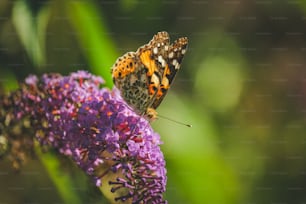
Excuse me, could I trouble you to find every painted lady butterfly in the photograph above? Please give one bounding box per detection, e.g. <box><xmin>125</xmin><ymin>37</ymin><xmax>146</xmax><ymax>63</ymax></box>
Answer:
<box><xmin>111</xmin><ymin>31</ymin><xmax>188</xmax><ymax>121</ymax></box>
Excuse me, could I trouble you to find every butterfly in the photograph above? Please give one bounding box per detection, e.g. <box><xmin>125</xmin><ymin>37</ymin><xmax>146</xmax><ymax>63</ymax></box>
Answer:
<box><xmin>111</xmin><ymin>31</ymin><xmax>188</xmax><ymax>121</ymax></box>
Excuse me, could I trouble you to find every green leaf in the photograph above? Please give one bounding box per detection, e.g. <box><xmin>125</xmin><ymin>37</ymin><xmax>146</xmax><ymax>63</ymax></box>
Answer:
<box><xmin>36</xmin><ymin>147</ymin><xmax>82</xmax><ymax>204</ymax></box>
<box><xmin>12</xmin><ymin>0</ymin><xmax>49</xmax><ymax>68</ymax></box>
<box><xmin>66</xmin><ymin>1</ymin><xmax>118</xmax><ymax>88</ymax></box>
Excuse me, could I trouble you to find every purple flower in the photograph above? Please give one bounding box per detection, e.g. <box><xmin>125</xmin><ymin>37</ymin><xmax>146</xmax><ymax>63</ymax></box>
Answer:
<box><xmin>0</xmin><ymin>71</ymin><xmax>167</xmax><ymax>204</ymax></box>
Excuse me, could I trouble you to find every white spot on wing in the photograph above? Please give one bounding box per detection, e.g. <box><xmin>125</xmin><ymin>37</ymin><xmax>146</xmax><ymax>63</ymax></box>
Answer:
<box><xmin>153</xmin><ymin>47</ymin><xmax>158</xmax><ymax>54</ymax></box>
<box><xmin>172</xmin><ymin>59</ymin><xmax>180</xmax><ymax>69</ymax></box>
<box><xmin>172</xmin><ymin>59</ymin><xmax>177</xmax><ymax>66</ymax></box>
<box><xmin>168</xmin><ymin>52</ymin><xmax>174</xmax><ymax>59</ymax></box>
<box><xmin>151</xmin><ymin>73</ymin><xmax>160</xmax><ymax>85</ymax></box>
<box><xmin>158</xmin><ymin>55</ymin><xmax>166</xmax><ymax>67</ymax></box>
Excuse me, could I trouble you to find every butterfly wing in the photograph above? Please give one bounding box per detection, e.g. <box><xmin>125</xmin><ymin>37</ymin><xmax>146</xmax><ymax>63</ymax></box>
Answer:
<box><xmin>136</xmin><ymin>32</ymin><xmax>171</xmax><ymax>110</ymax></box>
<box><xmin>151</xmin><ymin>36</ymin><xmax>188</xmax><ymax>109</ymax></box>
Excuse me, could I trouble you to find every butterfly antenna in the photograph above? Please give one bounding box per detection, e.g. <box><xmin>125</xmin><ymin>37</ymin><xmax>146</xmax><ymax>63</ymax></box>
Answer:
<box><xmin>157</xmin><ymin>114</ymin><xmax>192</xmax><ymax>127</ymax></box>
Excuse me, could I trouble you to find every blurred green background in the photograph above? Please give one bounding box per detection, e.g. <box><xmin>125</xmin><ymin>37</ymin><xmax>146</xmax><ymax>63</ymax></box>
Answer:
<box><xmin>1</xmin><ymin>0</ymin><xmax>306</xmax><ymax>203</ymax></box>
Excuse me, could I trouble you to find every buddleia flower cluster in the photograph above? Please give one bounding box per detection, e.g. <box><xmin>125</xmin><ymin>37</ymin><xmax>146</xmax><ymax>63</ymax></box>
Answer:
<box><xmin>0</xmin><ymin>71</ymin><xmax>167</xmax><ymax>204</ymax></box>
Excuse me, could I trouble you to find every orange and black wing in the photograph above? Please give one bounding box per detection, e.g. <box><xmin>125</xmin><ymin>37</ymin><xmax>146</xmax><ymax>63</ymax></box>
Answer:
<box><xmin>151</xmin><ymin>35</ymin><xmax>188</xmax><ymax>109</ymax></box>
